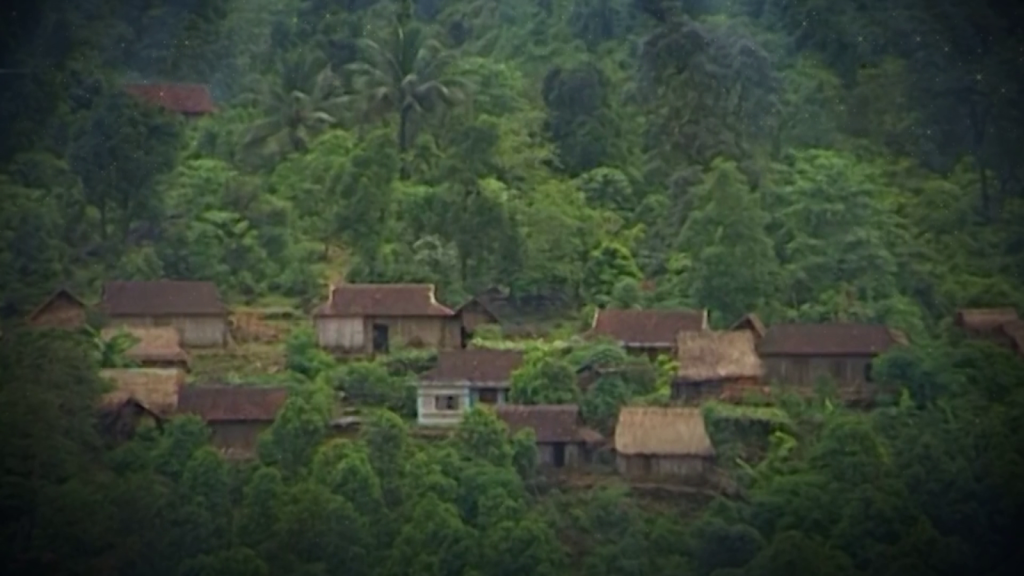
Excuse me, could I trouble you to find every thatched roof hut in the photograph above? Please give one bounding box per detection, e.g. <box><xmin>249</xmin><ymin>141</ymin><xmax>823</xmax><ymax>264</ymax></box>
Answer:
<box><xmin>98</xmin><ymin>368</ymin><xmax>184</xmax><ymax>417</ymax></box>
<box><xmin>614</xmin><ymin>407</ymin><xmax>715</xmax><ymax>457</ymax></box>
<box><xmin>101</xmin><ymin>326</ymin><xmax>190</xmax><ymax>369</ymax></box>
<box><xmin>675</xmin><ymin>330</ymin><xmax>764</xmax><ymax>384</ymax></box>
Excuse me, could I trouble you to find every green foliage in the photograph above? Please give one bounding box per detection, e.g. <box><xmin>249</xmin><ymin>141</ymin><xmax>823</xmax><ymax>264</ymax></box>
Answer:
<box><xmin>4</xmin><ymin>1</ymin><xmax>1024</xmax><ymax>575</ymax></box>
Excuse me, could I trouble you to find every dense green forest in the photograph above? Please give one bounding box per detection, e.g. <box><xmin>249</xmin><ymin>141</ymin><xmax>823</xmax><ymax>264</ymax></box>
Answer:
<box><xmin>2</xmin><ymin>0</ymin><xmax>1024</xmax><ymax>575</ymax></box>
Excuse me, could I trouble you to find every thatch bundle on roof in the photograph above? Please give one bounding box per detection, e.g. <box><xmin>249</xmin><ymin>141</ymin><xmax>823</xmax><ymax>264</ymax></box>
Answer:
<box><xmin>98</xmin><ymin>368</ymin><xmax>184</xmax><ymax>417</ymax></box>
<box><xmin>614</xmin><ymin>407</ymin><xmax>715</xmax><ymax>457</ymax></box>
<box><xmin>675</xmin><ymin>330</ymin><xmax>763</xmax><ymax>383</ymax></box>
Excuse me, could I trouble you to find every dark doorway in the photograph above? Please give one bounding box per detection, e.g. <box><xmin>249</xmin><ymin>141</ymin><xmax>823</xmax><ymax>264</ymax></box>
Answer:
<box><xmin>552</xmin><ymin>443</ymin><xmax>566</xmax><ymax>468</ymax></box>
<box><xmin>372</xmin><ymin>323</ymin><xmax>389</xmax><ymax>353</ymax></box>
<box><xmin>460</xmin><ymin>326</ymin><xmax>471</xmax><ymax>349</ymax></box>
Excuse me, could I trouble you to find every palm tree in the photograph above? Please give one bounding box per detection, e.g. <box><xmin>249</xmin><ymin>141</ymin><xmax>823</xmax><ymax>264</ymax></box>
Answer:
<box><xmin>238</xmin><ymin>52</ymin><xmax>348</xmax><ymax>162</ymax></box>
<box><xmin>346</xmin><ymin>7</ymin><xmax>469</xmax><ymax>178</ymax></box>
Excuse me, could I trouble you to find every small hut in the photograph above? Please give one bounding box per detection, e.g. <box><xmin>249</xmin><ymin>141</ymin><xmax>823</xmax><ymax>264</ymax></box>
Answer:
<box><xmin>101</xmin><ymin>326</ymin><xmax>190</xmax><ymax>371</ymax></box>
<box><xmin>729</xmin><ymin>313</ymin><xmax>766</xmax><ymax>341</ymax></box>
<box><xmin>312</xmin><ymin>283</ymin><xmax>459</xmax><ymax>354</ymax></box>
<box><xmin>954</xmin><ymin>308</ymin><xmax>1021</xmax><ymax>353</ymax></box>
<box><xmin>100</xmin><ymin>280</ymin><xmax>229</xmax><ymax>347</ymax></box>
<box><xmin>495</xmin><ymin>404</ymin><xmax>602</xmax><ymax>469</ymax></box>
<box><xmin>614</xmin><ymin>407</ymin><xmax>715</xmax><ymax>481</ymax></box>
<box><xmin>673</xmin><ymin>331</ymin><xmax>765</xmax><ymax>404</ymax></box>
<box><xmin>177</xmin><ymin>386</ymin><xmax>289</xmax><ymax>458</ymax></box>
<box><xmin>98</xmin><ymin>368</ymin><xmax>185</xmax><ymax>441</ymax></box>
<box><xmin>417</xmin><ymin>349</ymin><xmax>524</xmax><ymax>426</ymax></box>
<box><xmin>26</xmin><ymin>288</ymin><xmax>87</xmax><ymax>329</ymax></box>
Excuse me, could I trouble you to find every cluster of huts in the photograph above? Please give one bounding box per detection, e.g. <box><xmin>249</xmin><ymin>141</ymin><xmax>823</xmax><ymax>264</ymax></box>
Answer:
<box><xmin>22</xmin><ymin>279</ymin><xmax>1023</xmax><ymax>482</ymax></box>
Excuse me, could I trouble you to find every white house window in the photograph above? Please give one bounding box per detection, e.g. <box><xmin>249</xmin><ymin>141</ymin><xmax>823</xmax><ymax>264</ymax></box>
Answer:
<box><xmin>434</xmin><ymin>395</ymin><xmax>460</xmax><ymax>411</ymax></box>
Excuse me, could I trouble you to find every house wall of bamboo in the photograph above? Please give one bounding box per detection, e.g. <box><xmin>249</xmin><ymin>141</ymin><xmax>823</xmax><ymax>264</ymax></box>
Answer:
<box><xmin>615</xmin><ymin>454</ymin><xmax>711</xmax><ymax>480</ymax></box>
<box><xmin>316</xmin><ymin>316</ymin><xmax>460</xmax><ymax>353</ymax></box>
<box><xmin>108</xmin><ymin>315</ymin><xmax>227</xmax><ymax>347</ymax></box>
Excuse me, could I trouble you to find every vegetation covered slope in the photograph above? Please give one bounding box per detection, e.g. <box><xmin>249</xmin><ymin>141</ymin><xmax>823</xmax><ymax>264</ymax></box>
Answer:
<box><xmin>2</xmin><ymin>2</ymin><xmax>1024</xmax><ymax>575</ymax></box>
<box><xmin>1</xmin><ymin>0</ymin><xmax>1022</xmax><ymax>328</ymax></box>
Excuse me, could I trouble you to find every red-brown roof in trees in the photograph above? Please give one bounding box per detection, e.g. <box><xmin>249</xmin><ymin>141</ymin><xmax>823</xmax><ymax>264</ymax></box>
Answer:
<box><xmin>590</xmin><ymin>308</ymin><xmax>708</xmax><ymax>347</ymax></box>
<box><xmin>123</xmin><ymin>83</ymin><xmax>215</xmax><ymax>114</ymax></box>
<box><xmin>101</xmin><ymin>280</ymin><xmax>227</xmax><ymax>317</ymax></box>
<box><xmin>421</xmin><ymin>349</ymin><xmax>524</xmax><ymax>384</ymax></box>
<box><xmin>495</xmin><ymin>404</ymin><xmax>598</xmax><ymax>444</ymax></box>
<box><xmin>757</xmin><ymin>323</ymin><xmax>906</xmax><ymax>356</ymax></box>
<box><xmin>313</xmin><ymin>283</ymin><xmax>454</xmax><ymax>317</ymax></box>
<box><xmin>177</xmin><ymin>386</ymin><xmax>288</xmax><ymax>422</ymax></box>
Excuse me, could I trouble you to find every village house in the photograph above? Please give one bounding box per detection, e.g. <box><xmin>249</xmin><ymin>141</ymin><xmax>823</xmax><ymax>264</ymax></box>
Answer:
<box><xmin>312</xmin><ymin>283</ymin><xmax>460</xmax><ymax>354</ymax></box>
<box><xmin>453</xmin><ymin>291</ymin><xmax>503</xmax><ymax>346</ymax></box>
<box><xmin>416</xmin><ymin>348</ymin><xmax>524</xmax><ymax>426</ymax></box>
<box><xmin>757</xmin><ymin>323</ymin><xmax>907</xmax><ymax>403</ymax></box>
<box><xmin>672</xmin><ymin>330</ymin><xmax>765</xmax><ymax>404</ymax></box>
<box><xmin>101</xmin><ymin>326</ymin><xmax>191</xmax><ymax>371</ymax></box>
<box><xmin>588</xmin><ymin>308</ymin><xmax>709</xmax><ymax>359</ymax></box>
<box><xmin>954</xmin><ymin>308</ymin><xmax>1024</xmax><ymax>355</ymax></box>
<box><xmin>613</xmin><ymin>406</ymin><xmax>716</xmax><ymax>482</ymax></box>
<box><xmin>495</xmin><ymin>404</ymin><xmax>603</xmax><ymax>469</ymax></box>
<box><xmin>26</xmin><ymin>287</ymin><xmax>87</xmax><ymax>329</ymax></box>
<box><xmin>123</xmin><ymin>83</ymin><xmax>216</xmax><ymax>117</ymax></box>
<box><xmin>729</xmin><ymin>313</ymin><xmax>766</xmax><ymax>341</ymax></box>
<box><xmin>100</xmin><ymin>280</ymin><xmax>229</xmax><ymax>347</ymax></box>
<box><xmin>176</xmin><ymin>386</ymin><xmax>289</xmax><ymax>459</ymax></box>
<box><xmin>97</xmin><ymin>368</ymin><xmax>185</xmax><ymax>442</ymax></box>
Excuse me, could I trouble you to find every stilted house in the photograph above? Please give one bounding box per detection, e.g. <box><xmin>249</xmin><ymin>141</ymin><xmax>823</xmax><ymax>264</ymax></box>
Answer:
<box><xmin>176</xmin><ymin>386</ymin><xmax>289</xmax><ymax>459</ymax></box>
<box><xmin>98</xmin><ymin>368</ymin><xmax>185</xmax><ymax>441</ymax></box>
<box><xmin>101</xmin><ymin>326</ymin><xmax>191</xmax><ymax>371</ymax></box>
<box><xmin>614</xmin><ymin>407</ymin><xmax>715</xmax><ymax>482</ymax></box>
<box><xmin>124</xmin><ymin>83</ymin><xmax>216</xmax><ymax>117</ymax></box>
<box><xmin>26</xmin><ymin>287</ymin><xmax>87</xmax><ymax>329</ymax></box>
<box><xmin>312</xmin><ymin>283</ymin><xmax>459</xmax><ymax>354</ymax></box>
<box><xmin>588</xmin><ymin>308</ymin><xmax>709</xmax><ymax>359</ymax></box>
<box><xmin>495</xmin><ymin>404</ymin><xmax>603</xmax><ymax>469</ymax></box>
<box><xmin>416</xmin><ymin>349</ymin><xmax>524</xmax><ymax>426</ymax></box>
<box><xmin>954</xmin><ymin>308</ymin><xmax>1024</xmax><ymax>355</ymax></box>
<box><xmin>100</xmin><ymin>280</ymin><xmax>229</xmax><ymax>347</ymax></box>
<box><xmin>672</xmin><ymin>331</ymin><xmax>765</xmax><ymax>404</ymax></box>
<box><xmin>757</xmin><ymin>323</ymin><xmax>907</xmax><ymax>402</ymax></box>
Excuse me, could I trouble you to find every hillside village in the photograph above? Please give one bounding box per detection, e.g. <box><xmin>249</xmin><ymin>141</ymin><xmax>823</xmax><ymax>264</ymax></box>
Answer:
<box><xmin>23</xmin><ymin>278</ymin><xmax>1024</xmax><ymax>488</ymax></box>
<box><xmin>4</xmin><ymin>1</ymin><xmax>1024</xmax><ymax>575</ymax></box>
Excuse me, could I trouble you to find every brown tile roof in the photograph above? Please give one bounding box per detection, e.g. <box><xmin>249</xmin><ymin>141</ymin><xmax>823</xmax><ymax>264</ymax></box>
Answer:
<box><xmin>101</xmin><ymin>326</ymin><xmax>190</xmax><ymax>366</ymax></box>
<box><xmin>421</xmin><ymin>349</ymin><xmax>524</xmax><ymax>386</ymax></box>
<box><xmin>954</xmin><ymin>308</ymin><xmax>1019</xmax><ymax>331</ymax></box>
<box><xmin>177</xmin><ymin>386</ymin><xmax>288</xmax><ymax>422</ymax></box>
<box><xmin>124</xmin><ymin>83</ymin><xmax>215</xmax><ymax>114</ymax></box>
<box><xmin>676</xmin><ymin>330</ymin><xmax>764</xmax><ymax>383</ymax></box>
<box><xmin>590</xmin><ymin>308</ymin><xmax>708</xmax><ymax>347</ymax></box>
<box><xmin>729</xmin><ymin>313</ymin><xmax>766</xmax><ymax>338</ymax></box>
<box><xmin>614</xmin><ymin>407</ymin><xmax>714</xmax><ymax>457</ymax></box>
<box><xmin>757</xmin><ymin>323</ymin><xmax>906</xmax><ymax>356</ymax></box>
<box><xmin>101</xmin><ymin>281</ymin><xmax>227</xmax><ymax>316</ymax></box>
<box><xmin>99</xmin><ymin>368</ymin><xmax>184</xmax><ymax>417</ymax></box>
<box><xmin>313</xmin><ymin>283</ymin><xmax>454</xmax><ymax>317</ymax></box>
<box><xmin>495</xmin><ymin>404</ymin><xmax>595</xmax><ymax>444</ymax></box>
